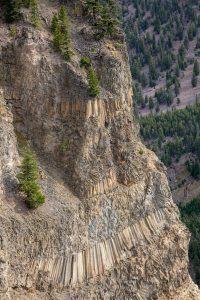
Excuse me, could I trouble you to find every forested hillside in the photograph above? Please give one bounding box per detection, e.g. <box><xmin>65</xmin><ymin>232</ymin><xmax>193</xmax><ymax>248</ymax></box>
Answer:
<box><xmin>140</xmin><ymin>102</ymin><xmax>200</xmax><ymax>167</ymax></box>
<box><xmin>122</xmin><ymin>1</ymin><xmax>200</xmax><ymax>287</ymax></box>
<box><xmin>180</xmin><ymin>196</ymin><xmax>200</xmax><ymax>286</ymax></box>
<box><xmin>122</xmin><ymin>0</ymin><xmax>200</xmax><ymax>114</ymax></box>
<box><xmin>122</xmin><ymin>0</ymin><xmax>200</xmax><ymax>202</ymax></box>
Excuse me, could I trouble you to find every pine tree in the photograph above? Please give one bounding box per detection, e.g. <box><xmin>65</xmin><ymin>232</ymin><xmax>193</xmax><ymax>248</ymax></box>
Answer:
<box><xmin>196</xmin><ymin>38</ymin><xmax>200</xmax><ymax>49</ymax></box>
<box><xmin>30</xmin><ymin>0</ymin><xmax>40</xmax><ymax>27</ymax></box>
<box><xmin>132</xmin><ymin>59</ymin><xmax>141</xmax><ymax>80</ymax></box>
<box><xmin>95</xmin><ymin>4</ymin><xmax>119</xmax><ymax>40</ymax></box>
<box><xmin>149</xmin><ymin>57</ymin><xmax>158</xmax><ymax>81</ymax></box>
<box><xmin>53</xmin><ymin>21</ymin><xmax>62</xmax><ymax>49</ymax></box>
<box><xmin>184</xmin><ymin>36</ymin><xmax>189</xmax><ymax>49</ymax></box>
<box><xmin>51</xmin><ymin>14</ymin><xmax>58</xmax><ymax>32</ymax></box>
<box><xmin>59</xmin><ymin>5</ymin><xmax>72</xmax><ymax>60</ymax></box>
<box><xmin>149</xmin><ymin>97</ymin><xmax>154</xmax><ymax>110</ymax></box>
<box><xmin>4</xmin><ymin>0</ymin><xmax>21</xmax><ymax>22</ymax></box>
<box><xmin>88</xmin><ymin>66</ymin><xmax>100</xmax><ymax>97</ymax></box>
<box><xmin>175</xmin><ymin>64</ymin><xmax>180</xmax><ymax>77</ymax></box>
<box><xmin>193</xmin><ymin>60</ymin><xmax>200</xmax><ymax>76</ymax></box>
<box><xmin>174</xmin><ymin>79</ymin><xmax>180</xmax><ymax>96</ymax></box>
<box><xmin>82</xmin><ymin>0</ymin><xmax>101</xmax><ymax>22</ymax></box>
<box><xmin>192</xmin><ymin>73</ymin><xmax>197</xmax><ymax>87</ymax></box>
<box><xmin>141</xmin><ymin>73</ymin><xmax>148</xmax><ymax>87</ymax></box>
<box><xmin>17</xmin><ymin>147</ymin><xmax>45</xmax><ymax>209</ymax></box>
<box><xmin>51</xmin><ymin>5</ymin><xmax>72</xmax><ymax>61</ymax></box>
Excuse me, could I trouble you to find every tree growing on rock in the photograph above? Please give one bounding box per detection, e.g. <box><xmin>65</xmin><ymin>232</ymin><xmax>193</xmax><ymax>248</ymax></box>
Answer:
<box><xmin>17</xmin><ymin>147</ymin><xmax>45</xmax><ymax>209</ymax></box>
<box><xmin>88</xmin><ymin>66</ymin><xmax>100</xmax><ymax>97</ymax></box>
<box><xmin>3</xmin><ymin>0</ymin><xmax>21</xmax><ymax>22</ymax></box>
<box><xmin>51</xmin><ymin>5</ymin><xmax>72</xmax><ymax>61</ymax></box>
<box><xmin>30</xmin><ymin>0</ymin><xmax>40</xmax><ymax>28</ymax></box>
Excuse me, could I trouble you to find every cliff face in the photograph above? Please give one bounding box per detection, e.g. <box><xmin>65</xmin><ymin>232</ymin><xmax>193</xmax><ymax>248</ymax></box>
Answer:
<box><xmin>0</xmin><ymin>1</ymin><xmax>199</xmax><ymax>299</ymax></box>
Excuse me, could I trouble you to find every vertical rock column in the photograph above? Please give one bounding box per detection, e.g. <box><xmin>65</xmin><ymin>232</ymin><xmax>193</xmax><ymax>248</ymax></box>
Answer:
<box><xmin>0</xmin><ymin>229</ymin><xmax>10</xmax><ymax>300</ymax></box>
<box><xmin>0</xmin><ymin>99</ymin><xmax>19</xmax><ymax>197</ymax></box>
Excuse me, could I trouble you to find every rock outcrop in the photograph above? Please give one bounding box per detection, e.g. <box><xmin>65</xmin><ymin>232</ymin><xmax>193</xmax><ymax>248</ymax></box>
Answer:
<box><xmin>0</xmin><ymin>1</ymin><xmax>199</xmax><ymax>299</ymax></box>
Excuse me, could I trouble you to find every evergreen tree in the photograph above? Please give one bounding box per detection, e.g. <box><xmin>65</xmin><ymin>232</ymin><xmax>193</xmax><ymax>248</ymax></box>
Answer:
<box><xmin>53</xmin><ymin>21</ymin><xmax>62</xmax><ymax>49</ymax></box>
<box><xmin>4</xmin><ymin>0</ymin><xmax>21</xmax><ymax>22</ymax></box>
<box><xmin>141</xmin><ymin>73</ymin><xmax>148</xmax><ymax>87</ymax></box>
<box><xmin>132</xmin><ymin>59</ymin><xmax>141</xmax><ymax>80</ymax></box>
<box><xmin>149</xmin><ymin>97</ymin><xmax>154</xmax><ymax>110</ymax></box>
<box><xmin>30</xmin><ymin>0</ymin><xmax>40</xmax><ymax>27</ymax></box>
<box><xmin>196</xmin><ymin>38</ymin><xmax>200</xmax><ymax>49</ymax></box>
<box><xmin>59</xmin><ymin>5</ymin><xmax>72</xmax><ymax>60</ymax></box>
<box><xmin>51</xmin><ymin>5</ymin><xmax>72</xmax><ymax>61</ymax></box>
<box><xmin>192</xmin><ymin>73</ymin><xmax>198</xmax><ymax>87</ymax></box>
<box><xmin>51</xmin><ymin>14</ymin><xmax>58</xmax><ymax>32</ymax></box>
<box><xmin>193</xmin><ymin>60</ymin><xmax>200</xmax><ymax>76</ymax></box>
<box><xmin>88</xmin><ymin>66</ymin><xmax>100</xmax><ymax>97</ymax></box>
<box><xmin>149</xmin><ymin>57</ymin><xmax>158</xmax><ymax>81</ymax></box>
<box><xmin>82</xmin><ymin>0</ymin><xmax>101</xmax><ymax>22</ymax></box>
<box><xmin>95</xmin><ymin>3</ymin><xmax>119</xmax><ymax>40</ymax></box>
<box><xmin>184</xmin><ymin>36</ymin><xmax>189</xmax><ymax>49</ymax></box>
<box><xmin>174</xmin><ymin>80</ymin><xmax>180</xmax><ymax>96</ymax></box>
<box><xmin>17</xmin><ymin>147</ymin><xmax>45</xmax><ymax>209</ymax></box>
<box><xmin>175</xmin><ymin>64</ymin><xmax>180</xmax><ymax>77</ymax></box>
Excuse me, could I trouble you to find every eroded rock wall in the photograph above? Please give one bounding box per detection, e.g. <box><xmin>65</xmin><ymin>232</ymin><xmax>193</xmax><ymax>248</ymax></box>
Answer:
<box><xmin>0</xmin><ymin>1</ymin><xmax>199</xmax><ymax>299</ymax></box>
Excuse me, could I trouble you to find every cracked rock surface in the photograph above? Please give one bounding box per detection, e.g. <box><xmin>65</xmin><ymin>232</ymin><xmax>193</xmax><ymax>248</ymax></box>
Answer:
<box><xmin>0</xmin><ymin>1</ymin><xmax>199</xmax><ymax>299</ymax></box>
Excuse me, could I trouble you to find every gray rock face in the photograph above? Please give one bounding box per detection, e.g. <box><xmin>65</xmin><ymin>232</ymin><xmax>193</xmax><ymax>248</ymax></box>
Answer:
<box><xmin>0</xmin><ymin>1</ymin><xmax>199</xmax><ymax>299</ymax></box>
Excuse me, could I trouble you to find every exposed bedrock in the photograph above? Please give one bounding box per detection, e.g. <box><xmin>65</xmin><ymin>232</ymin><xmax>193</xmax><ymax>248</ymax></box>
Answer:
<box><xmin>0</xmin><ymin>7</ymin><xmax>199</xmax><ymax>299</ymax></box>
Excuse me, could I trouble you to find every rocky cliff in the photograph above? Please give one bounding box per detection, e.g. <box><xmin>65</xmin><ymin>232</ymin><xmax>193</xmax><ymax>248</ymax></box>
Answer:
<box><xmin>0</xmin><ymin>1</ymin><xmax>199</xmax><ymax>299</ymax></box>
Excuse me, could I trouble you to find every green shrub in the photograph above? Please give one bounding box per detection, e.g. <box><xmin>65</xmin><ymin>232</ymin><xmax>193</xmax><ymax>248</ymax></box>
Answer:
<box><xmin>59</xmin><ymin>141</ymin><xmax>68</xmax><ymax>154</ymax></box>
<box><xmin>139</xmin><ymin>149</ymin><xmax>144</xmax><ymax>155</ymax></box>
<box><xmin>17</xmin><ymin>147</ymin><xmax>45</xmax><ymax>209</ymax></box>
<box><xmin>88</xmin><ymin>66</ymin><xmax>100</xmax><ymax>97</ymax></box>
<box><xmin>9</xmin><ymin>26</ymin><xmax>17</xmax><ymax>37</ymax></box>
<box><xmin>80</xmin><ymin>56</ymin><xmax>91</xmax><ymax>68</ymax></box>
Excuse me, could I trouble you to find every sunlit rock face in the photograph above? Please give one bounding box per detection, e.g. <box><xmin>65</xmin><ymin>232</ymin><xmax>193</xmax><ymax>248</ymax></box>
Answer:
<box><xmin>0</xmin><ymin>1</ymin><xmax>199</xmax><ymax>299</ymax></box>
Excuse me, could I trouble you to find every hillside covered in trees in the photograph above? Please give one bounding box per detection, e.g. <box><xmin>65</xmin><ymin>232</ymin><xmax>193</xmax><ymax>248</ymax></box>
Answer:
<box><xmin>139</xmin><ymin>102</ymin><xmax>200</xmax><ymax>201</ymax></box>
<box><xmin>129</xmin><ymin>1</ymin><xmax>200</xmax><ymax>283</ymax></box>
<box><xmin>180</xmin><ymin>196</ymin><xmax>200</xmax><ymax>287</ymax></box>
<box><xmin>122</xmin><ymin>0</ymin><xmax>200</xmax><ymax>114</ymax></box>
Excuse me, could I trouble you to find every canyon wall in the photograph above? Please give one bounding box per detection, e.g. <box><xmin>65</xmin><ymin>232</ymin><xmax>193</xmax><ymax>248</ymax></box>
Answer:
<box><xmin>0</xmin><ymin>1</ymin><xmax>199</xmax><ymax>299</ymax></box>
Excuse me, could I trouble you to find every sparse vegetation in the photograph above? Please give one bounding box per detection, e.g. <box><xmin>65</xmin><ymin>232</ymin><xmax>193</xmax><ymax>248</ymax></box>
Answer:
<box><xmin>122</xmin><ymin>0</ymin><xmax>200</xmax><ymax>111</ymax></box>
<box><xmin>51</xmin><ymin>5</ymin><xmax>72</xmax><ymax>61</ymax></box>
<box><xmin>139</xmin><ymin>101</ymin><xmax>200</xmax><ymax>166</ymax></box>
<box><xmin>59</xmin><ymin>141</ymin><xmax>69</xmax><ymax>154</ymax></box>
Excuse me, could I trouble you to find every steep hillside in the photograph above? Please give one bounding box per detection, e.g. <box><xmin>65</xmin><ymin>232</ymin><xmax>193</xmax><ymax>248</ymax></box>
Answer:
<box><xmin>0</xmin><ymin>1</ymin><xmax>199</xmax><ymax>299</ymax></box>
<box><xmin>122</xmin><ymin>0</ymin><xmax>200</xmax><ymax>115</ymax></box>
